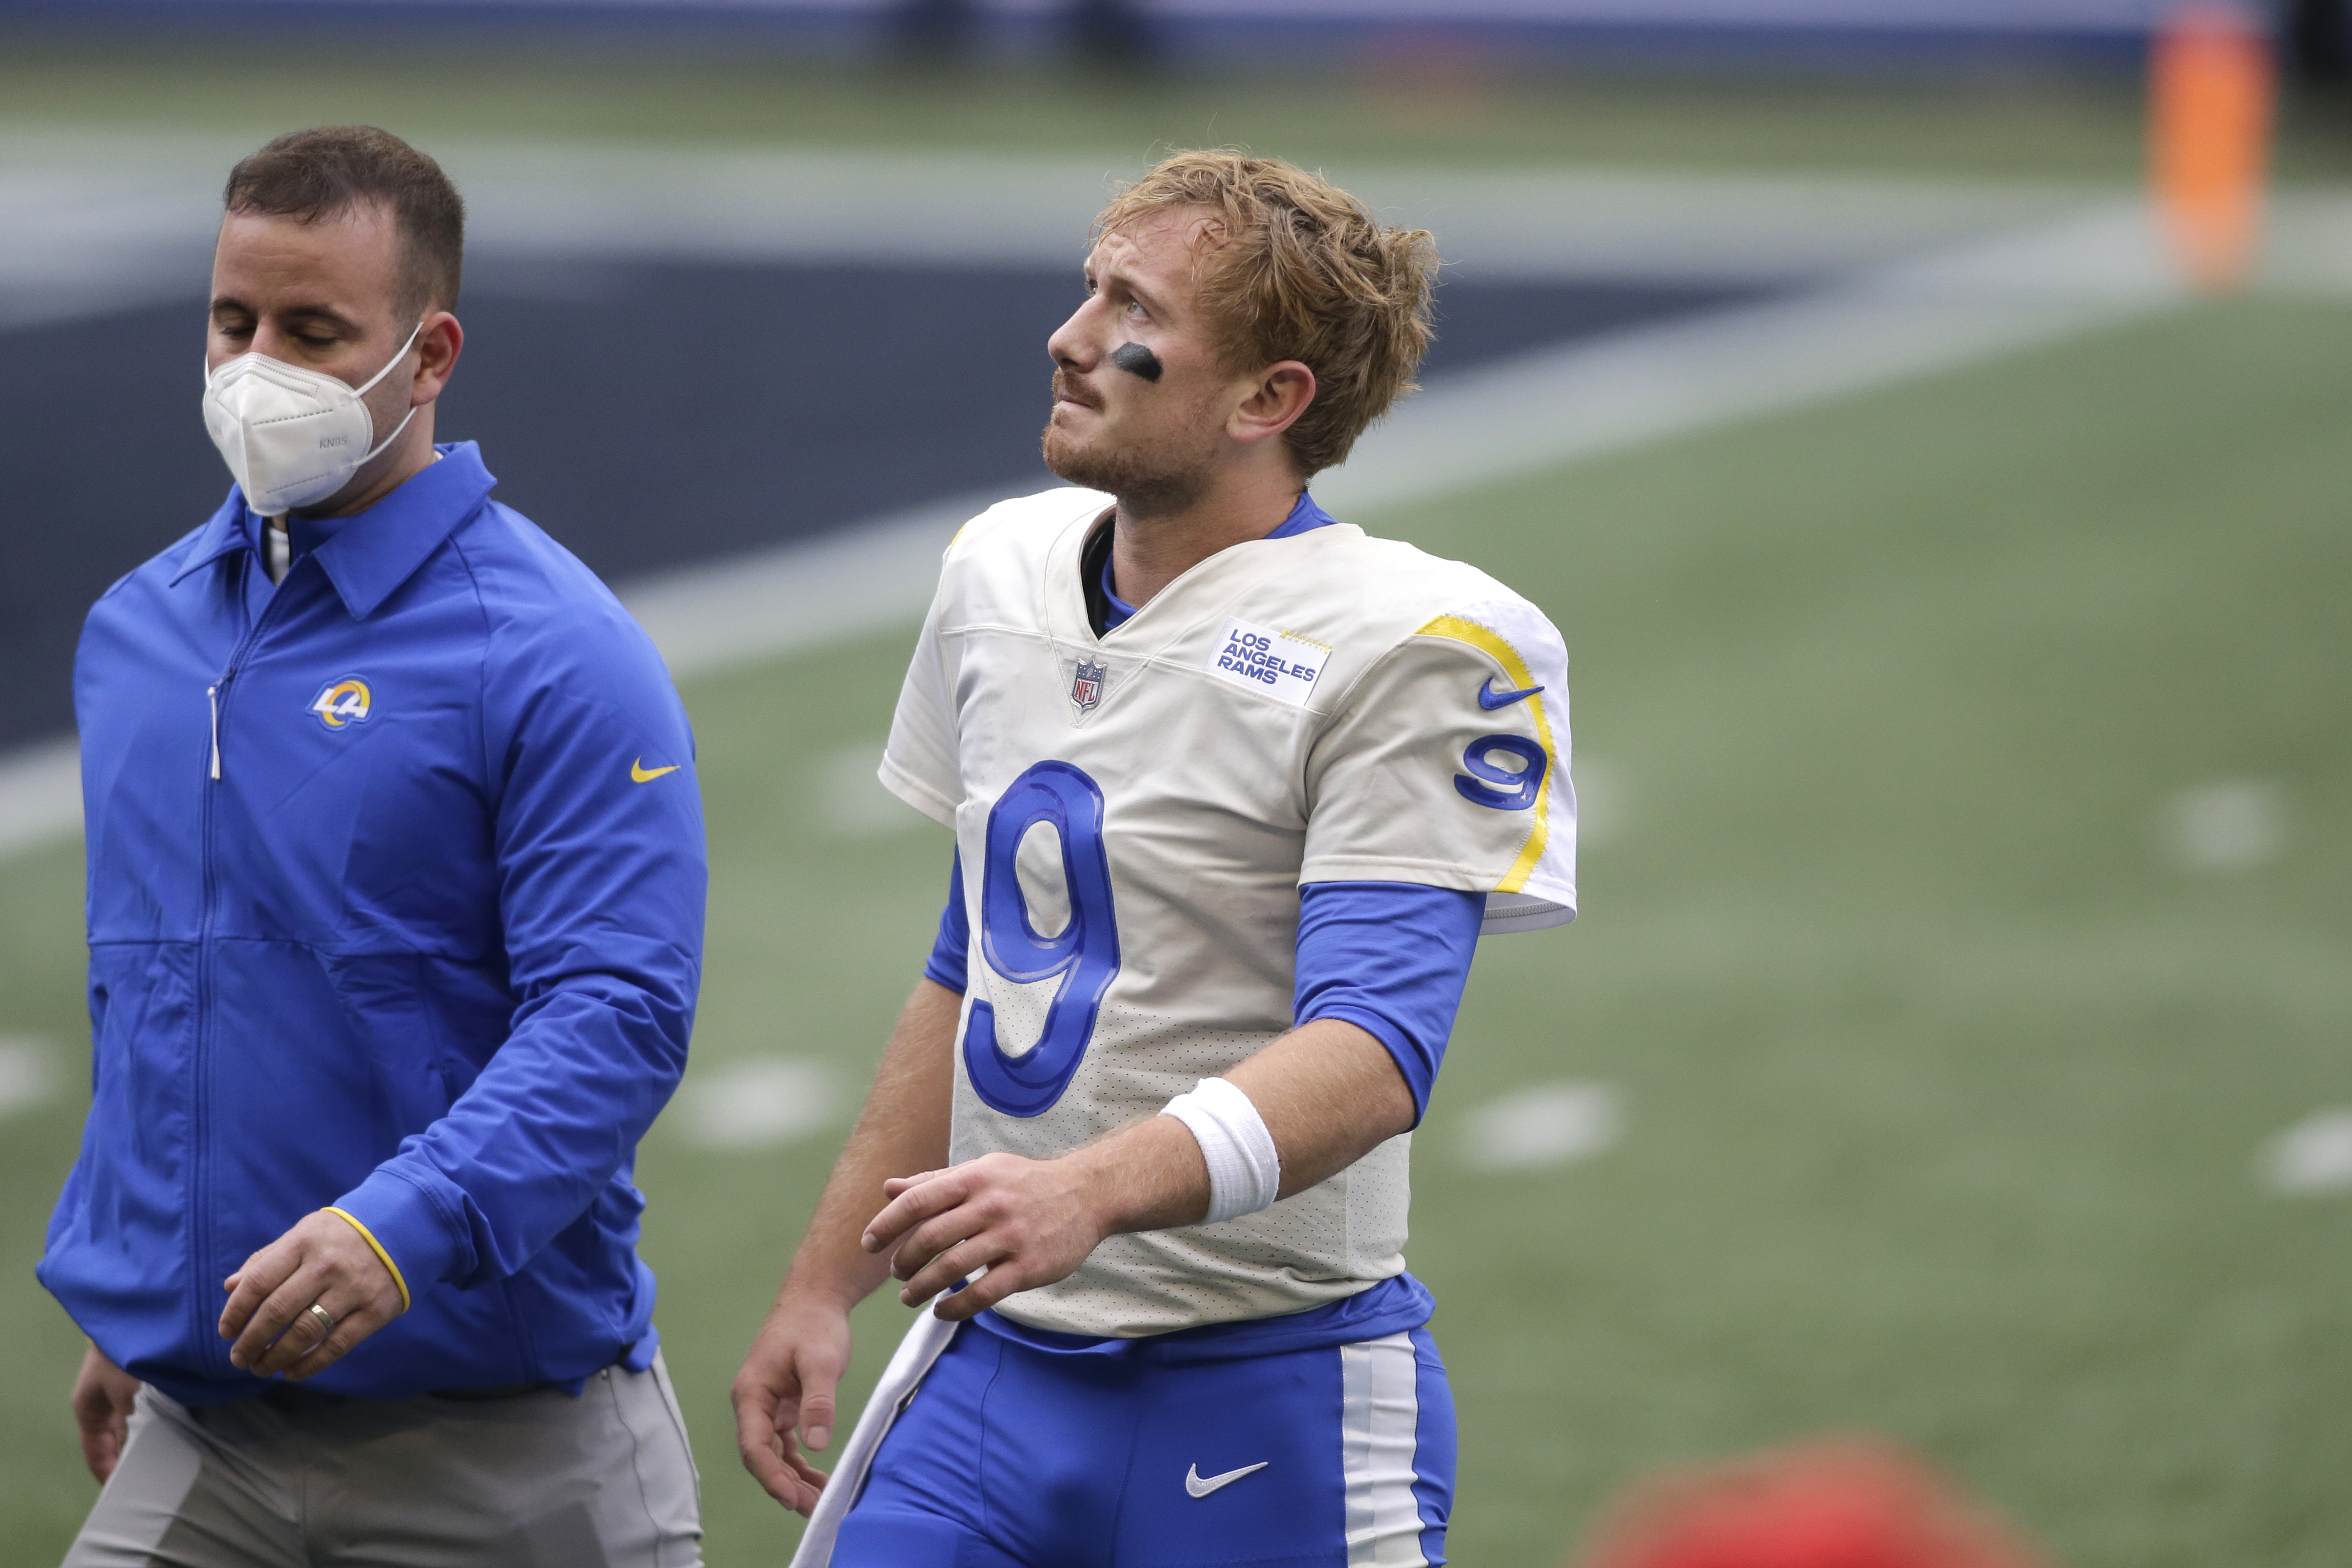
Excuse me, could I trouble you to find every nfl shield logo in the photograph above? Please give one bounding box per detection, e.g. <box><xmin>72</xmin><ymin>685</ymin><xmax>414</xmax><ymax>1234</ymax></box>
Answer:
<box><xmin>1070</xmin><ymin>659</ymin><xmax>1107</xmax><ymax>713</ymax></box>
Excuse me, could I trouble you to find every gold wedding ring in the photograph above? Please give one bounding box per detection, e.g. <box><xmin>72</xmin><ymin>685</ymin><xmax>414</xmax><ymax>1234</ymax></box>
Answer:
<box><xmin>307</xmin><ymin>1303</ymin><xmax>336</xmax><ymax>1340</ymax></box>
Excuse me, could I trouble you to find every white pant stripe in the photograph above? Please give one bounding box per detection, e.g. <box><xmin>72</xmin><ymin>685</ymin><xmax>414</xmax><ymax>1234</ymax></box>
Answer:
<box><xmin>790</xmin><ymin>1305</ymin><xmax>961</xmax><ymax>1568</ymax></box>
<box><xmin>1340</xmin><ymin>1331</ymin><xmax>1428</xmax><ymax>1567</ymax></box>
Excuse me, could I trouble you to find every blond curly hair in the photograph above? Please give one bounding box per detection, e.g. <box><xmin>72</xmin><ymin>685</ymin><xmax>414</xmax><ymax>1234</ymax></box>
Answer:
<box><xmin>1096</xmin><ymin>151</ymin><xmax>1438</xmax><ymax>478</ymax></box>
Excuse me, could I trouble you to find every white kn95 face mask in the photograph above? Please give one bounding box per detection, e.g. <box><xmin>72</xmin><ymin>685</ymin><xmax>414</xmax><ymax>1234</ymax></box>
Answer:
<box><xmin>202</xmin><ymin>321</ymin><xmax>423</xmax><ymax>515</ymax></box>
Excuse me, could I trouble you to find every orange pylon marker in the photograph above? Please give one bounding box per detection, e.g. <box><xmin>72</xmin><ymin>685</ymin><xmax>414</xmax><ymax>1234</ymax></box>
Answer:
<box><xmin>2149</xmin><ymin>1</ymin><xmax>2276</xmax><ymax>293</ymax></box>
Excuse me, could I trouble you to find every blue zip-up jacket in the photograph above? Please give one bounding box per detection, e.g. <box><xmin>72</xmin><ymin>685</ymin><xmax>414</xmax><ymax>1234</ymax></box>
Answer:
<box><xmin>40</xmin><ymin>443</ymin><xmax>706</xmax><ymax>1406</ymax></box>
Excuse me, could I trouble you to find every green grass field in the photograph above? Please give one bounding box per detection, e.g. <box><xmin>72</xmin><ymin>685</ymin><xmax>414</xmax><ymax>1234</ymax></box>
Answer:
<box><xmin>4</xmin><ymin>47</ymin><xmax>2351</xmax><ymax>1567</ymax></box>
<box><xmin>6</xmin><ymin>294</ymin><xmax>2349</xmax><ymax>1565</ymax></box>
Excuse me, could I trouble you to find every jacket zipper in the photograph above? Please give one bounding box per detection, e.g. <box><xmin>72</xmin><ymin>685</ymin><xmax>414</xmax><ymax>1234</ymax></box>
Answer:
<box><xmin>190</xmin><ymin>560</ymin><xmax>293</xmax><ymax>1373</ymax></box>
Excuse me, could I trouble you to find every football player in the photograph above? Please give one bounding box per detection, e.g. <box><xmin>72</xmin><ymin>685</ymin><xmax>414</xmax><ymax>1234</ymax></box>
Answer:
<box><xmin>734</xmin><ymin>150</ymin><xmax>1576</xmax><ymax>1567</ymax></box>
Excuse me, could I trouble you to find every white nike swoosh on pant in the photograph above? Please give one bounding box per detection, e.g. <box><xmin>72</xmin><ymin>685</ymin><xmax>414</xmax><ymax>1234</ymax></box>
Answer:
<box><xmin>1185</xmin><ymin>1461</ymin><xmax>1270</xmax><ymax>1498</ymax></box>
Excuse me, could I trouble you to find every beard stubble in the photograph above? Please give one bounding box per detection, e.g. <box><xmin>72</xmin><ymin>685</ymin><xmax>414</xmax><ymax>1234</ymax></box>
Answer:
<box><xmin>1041</xmin><ymin>367</ymin><xmax>1217</xmax><ymax>516</ymax></box>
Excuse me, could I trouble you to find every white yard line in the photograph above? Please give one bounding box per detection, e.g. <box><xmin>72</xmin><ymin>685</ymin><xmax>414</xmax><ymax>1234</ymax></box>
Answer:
<box><xmin>3</xmin><ymin>128</ymin><xmax>2339</xmax><ymax>306</ymax></box>
<box><xmin>618</xmin><ymin>485</ymin><xmax>1016</xmax><ymax>679</ymax></box>
<box><xmin>0</xmin><ymin>128</ymin><xmax>2090</xmax><ymax>305</ymax></box>
<box><xmin>448</xmin><ymin>149</ymin><xmax>2087</xmax><ymax>284</ymax></box>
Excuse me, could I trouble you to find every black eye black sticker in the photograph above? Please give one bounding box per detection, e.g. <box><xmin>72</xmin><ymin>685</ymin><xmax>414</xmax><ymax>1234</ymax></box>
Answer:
<box><xmin>1108</xmin><ymin>342</ymin><xmax>1164</xmax><ymax>383</ymax></box>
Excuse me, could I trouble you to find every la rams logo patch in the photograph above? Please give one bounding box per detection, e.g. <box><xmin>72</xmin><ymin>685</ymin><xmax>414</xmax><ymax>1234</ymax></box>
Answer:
<box><xmin>308</xmin><ymin>676</ymin><xmax>373</xmax><ymax>730</ymax></box>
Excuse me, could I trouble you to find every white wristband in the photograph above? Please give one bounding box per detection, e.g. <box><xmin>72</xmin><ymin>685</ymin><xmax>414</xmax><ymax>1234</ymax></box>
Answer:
<box><xmin>1161</xmin><ymin>1077</ymin><xmax>1283</xmax><ymax>1225</ymax></box>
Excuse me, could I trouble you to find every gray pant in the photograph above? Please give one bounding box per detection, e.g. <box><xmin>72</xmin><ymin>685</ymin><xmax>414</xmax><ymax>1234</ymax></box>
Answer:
<box><xmin>63</xmin><ymin>1357</ymin><xmax>703</xmax><ymax>1568</ymax></box>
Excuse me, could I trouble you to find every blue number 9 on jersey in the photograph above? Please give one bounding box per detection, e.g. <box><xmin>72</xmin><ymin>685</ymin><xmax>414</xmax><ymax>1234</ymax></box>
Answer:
<box><xmin>1454</xmin><ymin>733</ymin><xmax>1547</xmax><ymax>811</ymax></box>
<box><xmin>963</xmin><ymin>760</ymin><xmax>1122</xmax><ymax>1117</ymax></box>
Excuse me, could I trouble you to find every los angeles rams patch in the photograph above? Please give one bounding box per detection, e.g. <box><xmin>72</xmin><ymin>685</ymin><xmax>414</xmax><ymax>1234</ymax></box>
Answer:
<box><xmin>1206</xmin><ymin>618</ymin><xmax>1328</xmax><ymax>707</ymax></box>
<box><xmin>308</xmin><ymin>676</ymin><xmax>373</xmax><ymax>730</ymax></box>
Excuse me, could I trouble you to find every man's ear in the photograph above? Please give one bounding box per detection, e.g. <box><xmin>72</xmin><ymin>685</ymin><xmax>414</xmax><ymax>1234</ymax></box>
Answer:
<box><xmin>411</xmin><ymin>311</ymin><xmax>464</xmax><ymax>406</ymax></box>
<box><xmin>1229</xmin><ymin>361</ymin><xmax>1316</xmax><ymax>448</ymax></box>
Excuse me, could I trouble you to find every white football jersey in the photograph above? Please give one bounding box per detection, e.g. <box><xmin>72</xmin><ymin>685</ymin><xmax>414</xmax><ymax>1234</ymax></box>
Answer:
<box><xmin>879</xmin><ymin>486</ymin><xmax>1575</xmax><ymax>1337</ymax></box>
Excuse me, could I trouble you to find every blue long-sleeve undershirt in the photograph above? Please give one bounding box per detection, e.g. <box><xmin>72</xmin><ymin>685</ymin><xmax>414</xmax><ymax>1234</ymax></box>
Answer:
<box><xmin>924</xmin><ymin>851</ymin><xmax>1480</xmax><ymax>1122</ymax></box>
<box><xmin>921</xmin><ymin>849</ymin><xmax>974</xmax><ymax>995</ymax></box>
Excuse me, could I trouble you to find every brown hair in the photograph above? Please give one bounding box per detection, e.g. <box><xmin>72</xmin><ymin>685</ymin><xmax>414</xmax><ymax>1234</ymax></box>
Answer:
<box><xmin>1096</xmin><ymin>151</ymin><xmax>1437</xmax><ymax>477</ymax></box>
<box><xmin>224</xmin><ymin>126</ymin><xmax>466</xmax><ymax>316</ymax></box>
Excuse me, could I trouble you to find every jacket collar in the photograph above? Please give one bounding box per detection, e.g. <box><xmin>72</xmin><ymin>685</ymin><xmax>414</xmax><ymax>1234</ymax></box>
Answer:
<box><xmin>168</xmin><ymin>493</ymin><xmax>259</xmax><ymax>585</ymax></box>
<box><xmin>167</xmin><ymin>442</ymin><xmax>498</xmax><ymax>619</ymax></box>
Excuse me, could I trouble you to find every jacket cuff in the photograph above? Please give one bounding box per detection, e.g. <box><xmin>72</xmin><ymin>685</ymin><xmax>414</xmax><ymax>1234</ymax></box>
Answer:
<box><xmin>331</xmin><ymin>1168</ymin><xmax>465</xmax><ymax>1306</ymax></box>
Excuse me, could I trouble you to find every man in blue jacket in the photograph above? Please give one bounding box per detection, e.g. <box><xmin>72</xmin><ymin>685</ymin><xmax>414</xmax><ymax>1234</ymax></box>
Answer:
<box><xmin>43</xmin><ymin>126</ymin><xmax>707</xmax><ymax>1565</ymax></box>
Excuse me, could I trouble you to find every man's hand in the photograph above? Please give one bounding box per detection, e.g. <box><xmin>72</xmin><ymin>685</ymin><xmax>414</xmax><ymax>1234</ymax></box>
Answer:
<box><xmin>863</xmin><ymin>1119</ymin><xmax>1207</xmax><ymax>1322</ymax></box>
<box><xmin>218</xmin><ymin>1210</ymin><xmax>404</xmax><ymax>1380</ymax></box>
<box><xmin>732</xmin><ymin>1289</ymin><xmax>853</xmax><ymax>1515</ymax></box>
<box><xmin>70</xmin><ymin>1344</ymin><xmax>140</xmax><ymax>1484</ymax></box>
<box><xmin>864</xmin><ymin>1152</ymin><xmax>1115</xmax><ymax>1320</ymax></box>
<box><xmin>729</xmin><ymin>977</ymin><xmax>959</xmax><ymax>1516</ymax></box>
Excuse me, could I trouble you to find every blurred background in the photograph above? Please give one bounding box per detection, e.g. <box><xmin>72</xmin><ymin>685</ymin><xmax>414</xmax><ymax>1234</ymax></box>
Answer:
<box><xmin>2</xmin><ymin>2</ymin><xmax>2349</xmax><ymax>1564</ymax></box>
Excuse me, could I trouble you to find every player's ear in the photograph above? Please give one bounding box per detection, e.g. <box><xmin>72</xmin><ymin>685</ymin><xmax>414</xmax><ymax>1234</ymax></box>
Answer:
<box><xmin>1229</xmin><ymin>361</ymin><xmax>1315</xmax><ymax>447</ymax></box>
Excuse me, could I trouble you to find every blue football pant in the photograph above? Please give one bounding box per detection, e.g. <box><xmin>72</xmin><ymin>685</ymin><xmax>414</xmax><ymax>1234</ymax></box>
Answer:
<box><xmin>833</xmin><ymin>1321</ymin><xmax>1452</xmax><ymax>1567</ymax></box>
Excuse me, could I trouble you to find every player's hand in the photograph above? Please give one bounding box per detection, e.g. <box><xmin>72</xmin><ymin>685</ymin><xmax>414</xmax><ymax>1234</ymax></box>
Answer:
<box><xmin>70</xmin><ymin>1342</ymin><xmax>141</xmax><ymax>1484</ymax></box>
<box><xmin>864</xmin><ymin>1150</ymin><xmax>1114</xmax><ymax>1321</ymax></box>
<box><xmin>732</xmin><ymin>1288</ymin><xmax>849</xmax><ymax>1515</ymax></box>
<box><xmin>218</xmin><ymin>1210</ymin><xmax>403</xmax><ymax>1380</ymax></box>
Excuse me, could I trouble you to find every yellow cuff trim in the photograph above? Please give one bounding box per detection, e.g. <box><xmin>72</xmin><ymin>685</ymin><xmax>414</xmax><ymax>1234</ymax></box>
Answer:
<box><xmin>324</xmin><ymin>1207</ymin><xmax>411</xmax><ymax>1314</ymax></box>
<box><xmin>1415</xmin><ymin>614</ymin><xmax>1560</xmax><ymax>896</ymax></box>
